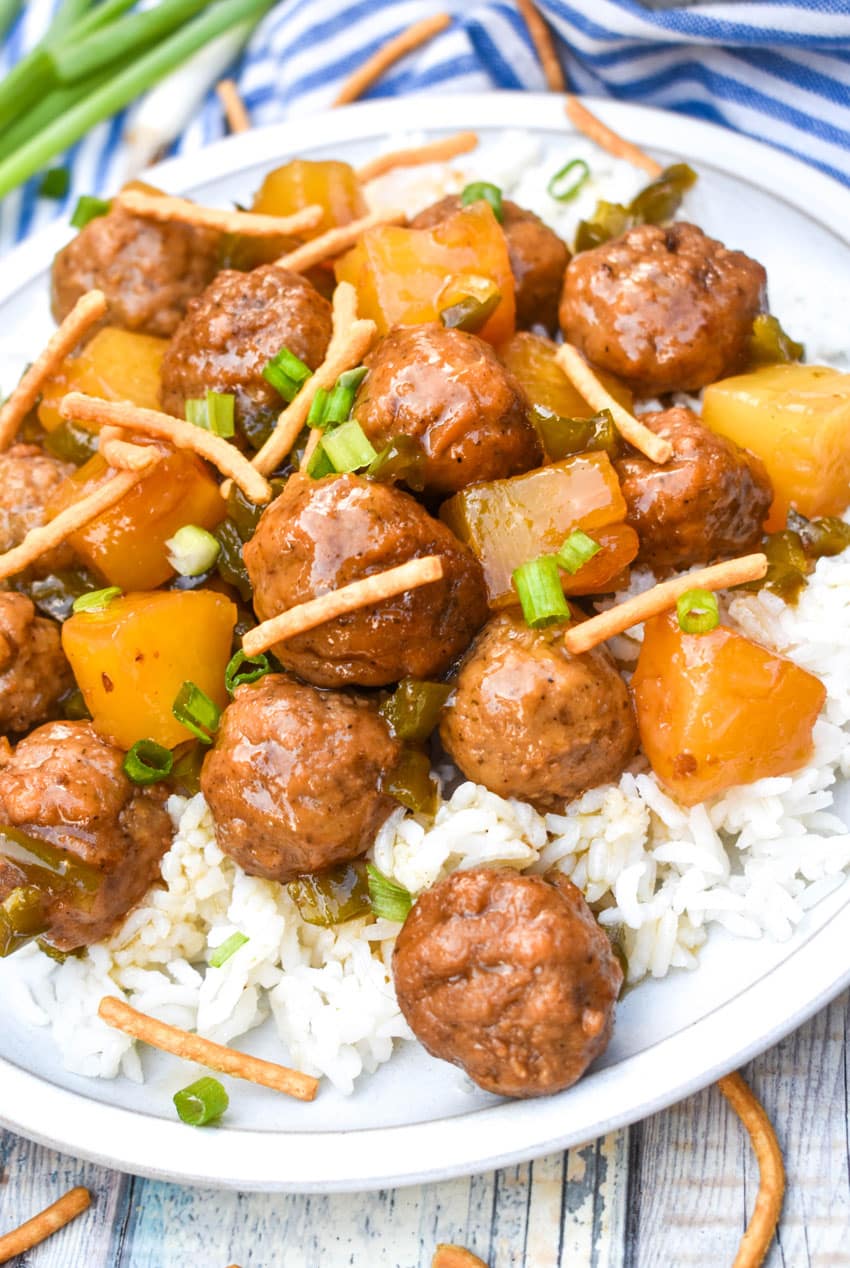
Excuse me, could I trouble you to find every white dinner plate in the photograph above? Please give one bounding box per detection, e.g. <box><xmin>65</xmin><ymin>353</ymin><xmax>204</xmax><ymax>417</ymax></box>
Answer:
<box><xmin>0</xmin><ymin>92</ymin><xmax>849</xmax><ymax>1193</ymax></box>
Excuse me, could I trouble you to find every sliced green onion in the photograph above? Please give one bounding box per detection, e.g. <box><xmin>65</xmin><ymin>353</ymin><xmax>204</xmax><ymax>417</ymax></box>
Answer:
<box><xmin>70</xmin><ymin>193</ymin><xmax>110</xmax><ymax>228</ymax></box>
<box><xmin>547</xmin><ymin>158</ymin><xmax>590</xmax><ymax>203</ymax></box>
<box><xmin>123</xmin><ymin>739</ymin><xmax>174</xmax><ymax>786</ymax></box>
<box><xmin>307</xmin><ymin>386</ymin><xmax>330</xmax><ymax>428</ymax></box>
<box><xmin>165</xmin><ymin>525</ymin><xmax>221</xmax><ymax>577</ymax></box>
<box><xmin>71</xmin><ymin>585</ymin><xmax>122</xmax><ymax>614</ymax></box>
<box><xmin>305</xmin><ymin>442</ymin><xmax>335</xmax><ymax>480</ymax></box>
<box><xmin>321</xmin><ymin>420</ymin><xmax>377</xmax><ymax>473</ymax></box>
<box><xmin>173</xmin><ymin>1076</ymin><xmax>229</xmax><ymax>1127</ymax></box>
<box><xmin>185</xmin><ymin>390</ymin><xmax>235</xmax><ymax>438</ymax></box>
<box><xmin>676</xmin><ymin>588</ymin><xmax>720</xmax><ymax>635</ymax></box>
<box><xmin>459</xmin><ymin>181</ymin><xmax>503</xmax><ymax>223</ymax></box>
<box><xmin>39</xmin><ymin>166</ymin><xmax>69</xmax><ymax>199</ymax></box>
<box><xmin>172</xmin><ymin>681</ymin><xmax>221</xmax><ymax>745</ymax></box>
<box><xmin>556</xmin><ymin>529</ymin><xmax>601</xmax><ymax>576</ymax></box>
<box><xmin>224</xmin><ymin>649</ymin><xmax>271</xmax><ymax>694</ymax></box>
<box><xmin>512</xmin><ymin>556</ymin><xmax>570</xmax><ymax>628</ymax></box>
<box><xmin>209</xmin><ymin>931</ymin><xmax>248</xmax><ymax>968</ymax></box>
<box><xmin>366</xmin><ymin>864</ymin><xmax>413</xmax><ymax>923</ymax></box>
<box><xmin>262</xmin><ymin>346</ymin><xmax>312</xmax><ymax>402</ymax></box>
<box><xmin>323</xmin><ymin>366</ymin><xmax>368</xmax><ymax>426</ymax></box>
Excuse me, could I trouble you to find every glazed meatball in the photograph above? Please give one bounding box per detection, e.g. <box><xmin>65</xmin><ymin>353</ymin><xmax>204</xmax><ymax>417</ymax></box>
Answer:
<box><xmin>441</xmin><ymin>609</ymin><xmax>638</xmax><ymax>812</ymax></box>
<box><xmin>615</xmin><ymin>406</ymin><xmax>773</xmax><ymax>568</ymax></box>
<box><xmin>201</xmin><ymin>674</ymin><xmax>401</xmax><ymax>881</ymax></box>
<box><xmin>0</xmin><ymin>722</ymin><xmax>171</xmax><ymax>951</ymax></box>
<box><xmin>559</xmin><ymin>222</ymin><xmax>766</xmax><ymax>395</ymax></box>
<box><xmin>354</xmin><ymin>324</ymin><xmax>542</xmax><ymax>496</ymax></box>
<box><xmin>0</xmin><ymin>594</ymin><xmax>73</xmax><ymax>734</ymax></box>
<box><xmin>393</xmin><ymin>868</ymin><xmax>622</xmax><ymax>1098</ymax></box>
<box><xmin>160</xmin><ymin>264</ymin><xmax>332</xmax><ymax>448</ymax></box>
<box><xmin>51</xmin><ymin>205</ymin><xmax>221</xmax><ymax>338</ymax></box>
<box><xmin>411</xmin><ymin>196</ymin><xmax>569</xmax><ymax>331</ymax></box>
<box><xmin>0</xmin><ymin>444</ymin><xmax>74</xmax><ymax>574</ymax></box>
<box><xmin>243</xmin><ymin>473</ymin><xmax>489</xmax><ymax>687</ymax></box>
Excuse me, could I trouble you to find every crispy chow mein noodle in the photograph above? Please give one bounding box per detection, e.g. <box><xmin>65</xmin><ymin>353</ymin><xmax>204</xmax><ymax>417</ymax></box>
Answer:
<box><xmin>565</xmin><ymin>96</ymin><xmax>663</xmax><ymax>177</ymax></box>
<box><xmin>332</xmin><ymin>13</ymin><xmax>452</xmax><ymax>107</ymax></box>
<box><xmin>0</xmin><ymin>1187</ymin><xmax>91</xmax><ymax>1263</ymax></box>
<box><xmin>719</xmin><ymin>1072</ymin><xmax>786</xmax><ymax>1268</ymax></box>
<box><xmin>113</xmin><ymin>189</ymin><xmax>323</xmax><ymax>238</ymax></box>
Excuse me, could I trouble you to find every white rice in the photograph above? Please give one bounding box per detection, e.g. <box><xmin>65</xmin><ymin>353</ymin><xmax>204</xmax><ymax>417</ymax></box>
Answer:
<box><xmin>11</xmin><ymin>132</ymin><xmax>850</xmax><ymax>1090</ymax></box>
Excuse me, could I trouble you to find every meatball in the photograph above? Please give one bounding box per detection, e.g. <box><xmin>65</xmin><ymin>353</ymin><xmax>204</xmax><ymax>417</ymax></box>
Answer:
<box><xmin>393</xmin><ymin>867</ymin><xmax>622</xmax><ymax>1098</ymax></box>
<box><xmin>615</xmin><ymin>406</ymin><xmax>773</xmax><ymax>568</ymax></box>
<box><xmin>201</xmin><ymin>674</ymin><xmax>401</xmax><ymax>881</ymax></box>
<box><xmin>0</xmin><ymin>722</ymin><xmax>171</xmax><ymax>951</ymax></box>
<box><xmin>440</xmin><ymin>609</ymin><xmax>638</xmax><ymax>812</ymax></box>
<box><xmin>51</xmin><ymin>205</ymin><xmax>221</xmax><ymax>339</ymax></box>
<box><xmin>0</xmin><ymin>444</ymin><xmax>74</xmax><ymax>574</ymax></box>
<box><xmin>411</xmin><ymin>196</ymin><xmax>569</xmax><ymax>331</ymax></box>
<box><xmin>160</xmin><ymin>264</ymin><xmax>332</xmax><ymax>448</ymax></box>
<box><xmin>0</xmin><ymin>594</ymin><xmax>72</xmax><ymax>734</ymax></box>
<box><xmin>559</xmin><ymin>222</ymin><xmax>766</xmax><ymax>395</ymax></box>
<box><xmin>354</xmin><ymin>324</ymin><xmax>542</xmax><ymax>496</ymax></box>
<box><xmin>243</xmin><ymin>473</ymin><xmax>489</xmax><ymax>687</ymax></box>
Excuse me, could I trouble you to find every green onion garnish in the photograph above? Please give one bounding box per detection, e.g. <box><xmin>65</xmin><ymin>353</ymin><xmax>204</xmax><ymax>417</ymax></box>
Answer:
<box><xmin>321</xmin><ymin>420</ymin><xmax>377</xmax><ymax>473</ymax></box>
<box><xmin>224</xmin><ymin>649</ymin><xmax>271</xmax><ymax>695</ymax></box>
<box><xmin>262</xmin><ymin>346</ymin><xmax>312</xmax><ymax>402</ymax></box>
<box><xmin>71</xmin><ymin>586</ymin><xmax>122</xmax><ymax>614</ymax></box>
<box><xmin>123</xmin><ymin>739</ymin><xmax>174</xmax><ymax>786</ymax></box>
<box><xmin>184</xmin><ymin>390</ymin><xmax>235</xmax><ymax>438</ymax></box>
<box><xmin>512</xmin><ymin>556</ymin><xmax>571</xmax><ymax>628</ymax></box>
<box><xmin>324</xmin><ymin>365</ymin><xmax>368</xmax><ymax>426</ymax></box>
<box><xmin>173</xmin><ymin>1076</ymin><xmax>229</xmax><ymax>1127</ymax></box>
<box><xmin>547</xmin><ymin>158</ymin><xmax>591</xmax><ymax>203</ymax></box>
<box><xmin>70</xmin><ymin>193</ymin><xmax>111</xmax><ymax>228</ymax></box>
<box><xmin>459</xmin><ymin>181</ymin><xmax>503</xmax><ymax>223</ymax></box>
<box><xmin>307</xmin><ymin>386</ymin><xmax>330</xmax><ymax>428</ymax></box>
<box><xmin>39</xmin><ymin>167</ymin><xmax>70</xmax><ymax>199</ymax></box>
<box><xmin>165</xmin><ymin>524</ymin><xmax>221</xmax><ymax>577</ymax></box>
<box><xmin>172</xmin><ymin>681</ymin><xmax>221</xmax><ymax>745</ymax></box>
<box><xmin>305</xmin><ymin>442</ymin><xmax>335</xmax><ymax>480</ymax></box>
<box><xmin>366</xmin><ymin>864</ymin><xmax>413</xmax><ymax>923</ymax></box>
<box><xmin>209</xmin><ymin>932</ymin><xmax>248</xmax><ymax>968</ymax></box>
<box><xmin>676</xmin><ymin>588</ymin><xmax>720</xmax><ymax>635</ymax></box>
<box><xmin>556</xmin><ymin>529</ymin><xmax>601</xmax><ymax>575</ymax></box>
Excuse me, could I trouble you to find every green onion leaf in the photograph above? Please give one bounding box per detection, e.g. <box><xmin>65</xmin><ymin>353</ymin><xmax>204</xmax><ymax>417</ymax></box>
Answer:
<box><xmin>39</xmin><ymin>166</ymin><xmax>69</xmax><ymax>199</ymax></box>
<box><xmin>262</xmin><ymin>346</ymin><xmax>312</xmax><ymax>402</ymax></box>
<box><xmin>548</xmin><ymin>158</ymin><xmax>591</xmax><ymax>203</ymax></box>
<box><xmin>307</xmin><ymin>386</ymin><xmax>330</xmax><ymax>428</ymax></box>
<box><xmin>70</xmin><ymin>193</ymin><xmax>110</xmax><ymax>228</ymax></box>
<box><xmin>123</xmin><ymin>739</ymin><xmax>173</xmax><ymax>786</ymax></box>
<box><xmin>224</xmin><ymin>649</ymin><xmax>271</xmax><ymax>695</ymax></box>
<box><xmin>185</xmin><ymin>391</ymin><xmax>235</xmax><ymax>438</ymax></box>
<box><xmin>556</xmin><ymin>529</ymin><xmax>601</xmax><ymax>576</ymax></box>
<box><xmin>321</xmin><ymin>420</ymin><xmax>377</xmax><ymax>473</ymax></box>
<box><xmin>459</xmin><ymin>181</ymin><xmax>503</xmax><ymax>223</ymax></box>
<box><xmin>512</xmin><ymin>556</ymin><xmax>570</xmax><ymax>628</ymax></box>
<box><xmin>173</xmin><ymin>1076</ymin><xmax>229</xmax><ymax>1127</ymax></box>
<box><xmin>366</xmin><ymin>864</ymin><xmax>413</xmax><ymax>923</ymax></box>
<box><xmin>71</xmin><ymin>585</ymin><xmax>122</xmax><ymax>614</ymax></box>
<box><xmin>676</xmin><ymin>588</ymin><xmax>720</xmax><ymax>635</ymax></box>
<box><xmin>305</xmin><ymin>442</ymin><xmax>335</xmax><ymax>480</ymax></box>
<box><xmin>209</xmin><ymin>931</ymin><xmax>248</xmax><ymax>968</ymax></box>
<box><xmin>165</xmin><ymin>525</ymin><xmax>221</xmax><ymax>577</ymax></box>
<box><xmin>172</xmin><ymin>681</ymin><xmax>221</xmax><ymax>745</ymax></box>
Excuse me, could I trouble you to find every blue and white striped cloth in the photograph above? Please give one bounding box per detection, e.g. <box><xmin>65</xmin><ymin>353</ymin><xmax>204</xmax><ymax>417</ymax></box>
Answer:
<box><xmin>2</xmin><ymin>0</ymin><xmax>850</xmax><ymax>253</ymax></box>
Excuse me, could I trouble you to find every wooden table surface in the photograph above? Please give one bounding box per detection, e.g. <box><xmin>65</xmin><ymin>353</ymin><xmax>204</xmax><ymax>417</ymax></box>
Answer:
<box><xmin>1</xmin><ymin>989</ymin><xmax>847</xmax><ymax>1267</ymax></box>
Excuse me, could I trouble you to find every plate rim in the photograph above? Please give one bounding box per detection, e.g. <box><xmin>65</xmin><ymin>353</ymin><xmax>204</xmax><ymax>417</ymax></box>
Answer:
<box><xmin>1</xmin><ymin>89</ymin><xmax>849</xmax><ymax>1192</ymax></box>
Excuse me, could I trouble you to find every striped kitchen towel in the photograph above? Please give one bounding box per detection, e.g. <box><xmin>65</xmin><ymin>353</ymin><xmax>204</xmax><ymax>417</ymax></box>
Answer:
<box><xmin>2</xmin><ymin>0</ymin><xmax>849</xmax><ymax>252</ymax></box>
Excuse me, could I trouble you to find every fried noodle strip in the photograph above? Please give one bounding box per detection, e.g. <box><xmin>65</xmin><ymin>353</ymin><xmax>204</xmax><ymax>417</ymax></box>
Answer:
<box><xmin>60</xmin><ymin>393</ymin><xmax>270</xmax><ymax>504</ymax></box>
<box><xmin>432</xmin><ymin>1245</ymin><xmax>489</xmax><ymax>1268</ymax></box>
<box><xmin>565</xmin><ymin>96</ymin><xmax>662</xmax><ymax>177</ymax></box>
<box><xmin>275</xmin><ymin>207</ymin><xmax>407</xmax><ymax>274</ymax></box>
<box><xmin>251</xmin><ymin>280</ymin><xmax>377</xmax><ymax>477</ymax></box>
<box><xmin>562</xmin><ymin>553</ymin><xmax>768</xmax><ymax>655</ymax></box>
<box><xmin>0</xmin><ymin>463</ymin><xmax>160</xmax><ymax>582</ymax></box>
<box><xmin>216</xmin><ymin>78</ymin><xmax>251</xmax><ymax>133</ymax></box>
<box><xmin>0</xmin><ymin>1187</ymin><xmax>91</xmax><ymax>1264</ymax></box>
<box><xmin>114</xmin><ymin>189</ymin><xmax>323</xmax><ymax>238</ymax></box>
<box><xmin>555</xmin><ymin>344</ymin><xmax>673</xmax><ymax>465</ymax></box>
<box><xmin>719</xmin><ymin>1072</ymin><xmax>785</xmax><ymax>1268</ymax></box>
<box><xmin>517</xmin><ymin>0</ymin><xmax>565</xmax><ymax>92</ymax></box>
<box><xmin>333</xmin><ymin>13</ymin><xmax>452</xmax><ymax>107</ymax></box>
<box><xmin>0</xmin><ymin>290</ymin><xmax>107</xmax><ymax>452</ymax></box>
<box><xmin>242</xmin><ymin>555</ymin><xmax>445</xmax><ymax>657</ymax></box>
<box><xmin>97</xmin><ymin>426</ymin><xmax>161</xmax><ymax>472</ymax></box>
<box><xmin>98</xmin><ymin>997</ymin><xmax>319</xmax><ymax>1102</ymax></box>
<box><xmin>356</xmin><ymin>131</ymin><xmax>479</xmax><ymax>184</ymax></box>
